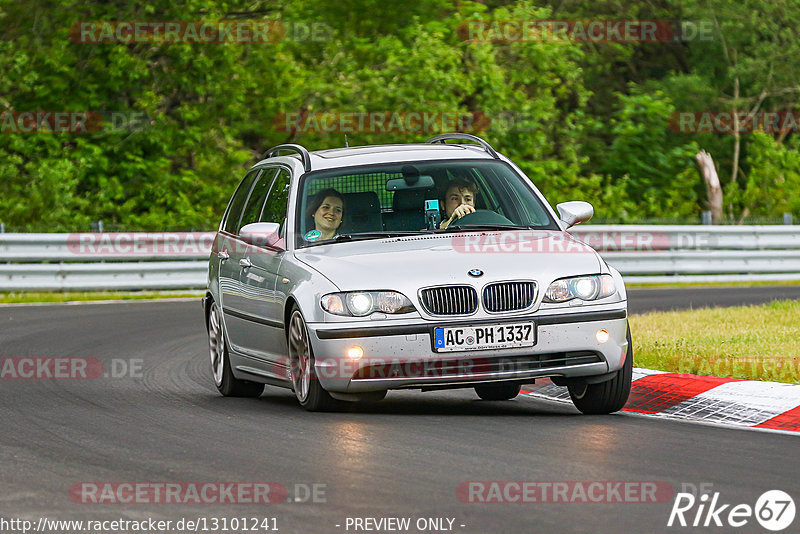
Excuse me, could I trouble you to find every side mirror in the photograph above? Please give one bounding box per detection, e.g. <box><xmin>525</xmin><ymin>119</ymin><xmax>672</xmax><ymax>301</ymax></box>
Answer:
<box><xmin>556</xmin><ymin>201</ymin><xmax>593</xmax><ymax>229</ymax></box>
<box><xmin>239</xmin><ymin>222</ymin><xmax>283</xmax><ymax>249</ymax></box>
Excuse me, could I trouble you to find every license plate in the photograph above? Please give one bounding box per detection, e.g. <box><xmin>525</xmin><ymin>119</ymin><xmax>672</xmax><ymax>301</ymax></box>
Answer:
<box><xmin>433</xmin><ymin>322</ymin><xmax>536</xmax><ymax>352</ymax></box>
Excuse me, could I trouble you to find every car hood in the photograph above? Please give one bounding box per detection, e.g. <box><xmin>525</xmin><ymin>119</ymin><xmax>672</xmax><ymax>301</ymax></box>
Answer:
<box><xmin>293</xmin><ymin>230</ymin><xmax>602</xmax><ymax>292</ymax></box>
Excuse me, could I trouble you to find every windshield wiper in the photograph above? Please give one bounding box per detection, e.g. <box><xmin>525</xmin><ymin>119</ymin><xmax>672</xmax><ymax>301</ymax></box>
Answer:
<box><xmin>331</xmin><ymin>231</ymin><xmax>422</xmax><ymax>242</ymax></box>
<box><xmin>304</xmin><ymin>231</ymin><xmax>426</xmax><ymax>247</ymax></box>
<box><xmin>430</xmin><ymin>224</ymin><xmax>539</xmax><ymax>233</ymax></box>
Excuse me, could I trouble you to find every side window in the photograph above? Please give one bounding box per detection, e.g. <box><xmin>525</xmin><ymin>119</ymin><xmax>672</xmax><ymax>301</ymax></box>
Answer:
<box><xmin>222</xmin><ymin>169</ymin><xmax>261</xmax><ymax>234</ymax></box>
<box><xmin>261</xmin><ymin>168</ymin><xmax>291</xmax><ymax>226</ymax></box>
<box><xmin>239</xmin><ymin>168</ymin><xmax>278</xmax><ymax>230</ymax></box>
<box><xmin>468</xmin><ymin>169</ymin><xmax>498</xmax><ymax>213</ymax></box>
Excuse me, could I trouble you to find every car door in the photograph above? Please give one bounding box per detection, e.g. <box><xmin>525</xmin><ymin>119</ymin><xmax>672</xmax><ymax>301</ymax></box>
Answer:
<box><xmin>235</xmin><ymin>167</ymin><xmax>292</xmax><ymax>371</ymax></box>
<box><xmin>218</xmin><ymin>168</ymin><xmax>270</xmax><ymax>356</ymax></box>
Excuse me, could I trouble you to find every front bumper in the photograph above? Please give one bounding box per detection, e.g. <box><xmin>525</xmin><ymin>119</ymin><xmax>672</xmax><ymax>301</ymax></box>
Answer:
<box><xmin>306</xmin><ymin>308</ymin><xmax>628</xmax><ymax>393</ymax></box>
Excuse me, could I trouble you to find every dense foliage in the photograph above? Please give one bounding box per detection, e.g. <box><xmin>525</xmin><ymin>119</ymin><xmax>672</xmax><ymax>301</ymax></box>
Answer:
<box><xmin>1</xmin><ymin>0</ymin><xmax>798</xmax><ymax>230</ymax></box>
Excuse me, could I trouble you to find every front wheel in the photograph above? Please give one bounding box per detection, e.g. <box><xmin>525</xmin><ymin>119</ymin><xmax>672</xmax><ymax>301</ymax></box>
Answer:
<box><xmin>287</xmin><ymin>307</ymin><xmax>337</xmax><ymax>411</ymax></box>
<box><xmin>568</xmin><ymin>324</ymin><xmax>633</xmax><ymax>414</ymax></box>
<box><xmin>208</xmin><ymin>302</ymin><xmax>264</xmax><ymax>398</ymax></box>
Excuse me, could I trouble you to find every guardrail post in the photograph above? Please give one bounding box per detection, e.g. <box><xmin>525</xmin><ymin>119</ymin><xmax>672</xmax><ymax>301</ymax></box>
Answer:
<box><xmin>701</xmin><ymin>211</ymin><xmax>712</xmax><ymax>225</ymax></box>
<box><xmin>784</xmin><ymin>213</ymin><xmax>793</xmax><ymax>225</ymax></box>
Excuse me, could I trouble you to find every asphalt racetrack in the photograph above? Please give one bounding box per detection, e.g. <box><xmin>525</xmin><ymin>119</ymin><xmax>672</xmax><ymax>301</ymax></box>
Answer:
<box><xmin>1</xmin><ymin>287</ymin><xmax>799</xmax><ymax>533</ymax></box>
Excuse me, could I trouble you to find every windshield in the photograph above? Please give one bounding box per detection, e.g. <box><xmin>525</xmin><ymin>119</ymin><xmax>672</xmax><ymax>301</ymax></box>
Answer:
<box><xmin>295</xmin><ymin>159</ymin><xmax>559</xmax><ymax>247</ymax></box>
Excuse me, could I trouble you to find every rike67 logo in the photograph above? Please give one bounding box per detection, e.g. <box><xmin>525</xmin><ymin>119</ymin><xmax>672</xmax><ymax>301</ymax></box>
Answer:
<box><xmin>668</xmin><ymin>489</ymin><xmax>795</xmax><ymax>531</ymax></box>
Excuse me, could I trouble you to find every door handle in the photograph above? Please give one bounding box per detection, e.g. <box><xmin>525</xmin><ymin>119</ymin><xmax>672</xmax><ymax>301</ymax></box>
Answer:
<box><xmin>239</xmin><ymin>257</ymin><xmax>252</xmax><ymax>268</ymax></box>
<box><xmin>217</xmin><ymin>250</ymin><xmax>229</xmax><ymax>261</ymax></box>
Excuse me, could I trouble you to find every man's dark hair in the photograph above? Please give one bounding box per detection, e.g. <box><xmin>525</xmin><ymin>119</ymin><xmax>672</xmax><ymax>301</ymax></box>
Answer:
<box><xmin>443</xmin><ymin>178</ymin><xmax>478</xmax><ymax>197</ymax></box>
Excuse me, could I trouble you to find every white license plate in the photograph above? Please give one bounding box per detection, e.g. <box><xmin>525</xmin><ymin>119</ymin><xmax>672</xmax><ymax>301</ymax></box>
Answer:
<box><xmin>433</xmin><ymin>322</ymin><xmax>536</xmax><ymax>352</ymax></box>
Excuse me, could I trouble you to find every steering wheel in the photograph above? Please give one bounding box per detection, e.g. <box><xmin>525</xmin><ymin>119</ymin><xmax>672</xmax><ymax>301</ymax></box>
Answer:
<box><xmin>450</xmin><ymin>209</ymin><xmax>515</xmax><ymax>226</ymax></box>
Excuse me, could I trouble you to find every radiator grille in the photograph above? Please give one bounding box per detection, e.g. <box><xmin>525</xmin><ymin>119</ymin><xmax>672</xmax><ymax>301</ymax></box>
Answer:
<box><xmin>482</xmin><ymin>281</ymin><xmax>537</xmax><ymax>313</ymax></box>
<box><xmin>419</xmin><ymin>285</ymin><xmax>478</xmax><ymax>316</ymax></box>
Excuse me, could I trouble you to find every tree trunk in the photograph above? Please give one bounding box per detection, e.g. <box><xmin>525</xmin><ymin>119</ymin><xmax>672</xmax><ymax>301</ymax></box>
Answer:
<box><xmin>697</xmin><ymin>150</ymin><xmax>723</xmax><ymax>224</ymax></box>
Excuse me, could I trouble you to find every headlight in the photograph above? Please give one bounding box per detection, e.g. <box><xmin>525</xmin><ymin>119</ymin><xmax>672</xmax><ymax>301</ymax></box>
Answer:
<box><xmin>321</xmin><ymin>291</ymin><xmax>416</xmax><ymax>316</ymax></box>
<box><xmin>347</xmin><ymin>293</ymin><xmax>373</xmax><ymax>316</ymax></box>
<box><xmin>544</xmin><ymin>274</ymin><xmax>616</xmax><ymax>303</ymax></box>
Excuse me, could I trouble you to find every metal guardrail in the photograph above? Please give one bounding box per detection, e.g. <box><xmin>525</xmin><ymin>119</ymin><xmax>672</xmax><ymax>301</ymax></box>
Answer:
<box><xmin>0</xmin><ymin>233</ymin><xmax>213</xmax><ymax>290</ymax></box>
<box><xmin>0</xmin><ymin>232</ymin><xmax>213</xmax><ymax>262</ymax></box>
<box><xmin>570</xmin><ymin>225</ymin><xmax>800</xmax><ymax>250</ymax></box>
<box><xmin>0</xmin><ymin>226</ymin><xmax>799</xmax><ymax>290</ymax></box>
<box><xmin>569</xmin><ymin>225</ymin><xmax>800</xmax><ymax>283</ymax></box>
<box><xmin>0</xmin><ymin>261</ymin><xmax>207</xmax><ymax>291</ymax></box>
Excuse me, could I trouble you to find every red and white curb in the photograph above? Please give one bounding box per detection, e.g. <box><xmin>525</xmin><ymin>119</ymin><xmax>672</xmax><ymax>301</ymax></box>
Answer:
<box><xmin>521</xmin><ymin>368</ymin><xmax>800</xmax><ymax>434</ymax></box>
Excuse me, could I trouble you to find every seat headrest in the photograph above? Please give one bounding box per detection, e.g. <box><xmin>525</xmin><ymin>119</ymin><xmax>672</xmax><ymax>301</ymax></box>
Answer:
<box><xmin>342</xmin><ymin>191</ymin><xmax>380</xmax><ymax>212</ymax></box>
<box><xmin>392</xmin><ymin>189</ymin><xmax>436</xmax><ymax>211</ymax></box>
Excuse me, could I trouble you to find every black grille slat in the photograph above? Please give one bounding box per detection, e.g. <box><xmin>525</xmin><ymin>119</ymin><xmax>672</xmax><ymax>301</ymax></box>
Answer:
<box><xmin>482</xmin><ymin>281</ymin><xmax>536</xmax><ymax>313</ymax></box>
<box><xmin>421</xmin><ymin>285</ymin><xmax>478</xmax><ymax>316</ymax></box>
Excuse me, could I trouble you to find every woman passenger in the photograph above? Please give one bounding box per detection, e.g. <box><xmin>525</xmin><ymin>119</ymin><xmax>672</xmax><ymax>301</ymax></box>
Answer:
<box><xmin>307</xmin><ymin>188</ymin><xmax>345</xmax><ymax>240</ymax></box>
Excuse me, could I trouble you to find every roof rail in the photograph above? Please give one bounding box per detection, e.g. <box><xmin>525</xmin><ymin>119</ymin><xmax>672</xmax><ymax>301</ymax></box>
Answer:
<box><xmin>262</xmin><ymin>143</ymin><xmax>312</xmax><ymax>172</ymax></box>
<box><xmin>425</xmin><ymin>133</ymin><xmax>500</xmax><ymax>160</ymax></box>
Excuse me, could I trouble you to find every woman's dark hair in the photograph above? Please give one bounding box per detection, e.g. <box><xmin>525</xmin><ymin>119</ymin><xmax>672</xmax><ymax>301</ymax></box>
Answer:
<box><xmin>306</xmin><ymin>188</ymin><xmax>345</xmax><ymax>219</ymax></box>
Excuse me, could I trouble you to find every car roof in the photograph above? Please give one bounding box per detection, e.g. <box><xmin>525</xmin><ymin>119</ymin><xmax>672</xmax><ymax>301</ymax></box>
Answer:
<box><xmin>255</xmin><ymin>143</ymin><xmax>499</xmax><ymax>172</ymax></box>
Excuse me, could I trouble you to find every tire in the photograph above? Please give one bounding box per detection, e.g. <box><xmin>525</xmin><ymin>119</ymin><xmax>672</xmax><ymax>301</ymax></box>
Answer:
<box><xmin>287</xmin><ymin>306</ymin><xmax>337</xmax><ymax>411</ymax></box>
<box><xmin>568</xmin><ymin>323</ymin><xmax>633</xmax><ymax>414</ymax></box>
<box><xmin>208</xmin><ymin>301</ymin><xmax>264</xmax><ymax>398</ymax></box>
<box><xmin>475</xmin><ymin>383</ymin><xmax>521</xmax><ymax>401</ymax></box>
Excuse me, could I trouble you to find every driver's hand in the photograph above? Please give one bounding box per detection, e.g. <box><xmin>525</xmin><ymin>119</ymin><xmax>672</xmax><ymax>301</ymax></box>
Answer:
<box><xmin>451</xmin><ymin>204</ymin><xmax>476</xmax><ymax>220</ymax></box>
<box><xmin>441</xmin><ymin>204</ymin><xmax>476</xmax><ymax>229</ymax></box>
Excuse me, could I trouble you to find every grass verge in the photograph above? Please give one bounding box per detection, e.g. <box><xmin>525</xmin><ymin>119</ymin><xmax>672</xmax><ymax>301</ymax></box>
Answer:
<box><xmin>630</xmin><ymin>299</ymin><xmax>800</xmax><ymax>384</ymax></box>
<box><xmin>0</xmin><ymin>291</ymin><xmax>203</xmax><ymax>304</ymax></box>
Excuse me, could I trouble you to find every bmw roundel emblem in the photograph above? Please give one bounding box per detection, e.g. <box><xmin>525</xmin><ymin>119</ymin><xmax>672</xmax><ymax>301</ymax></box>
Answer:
<box><xmin>468</xmin><ymin>269</ymin><xmax>483</xmax><ymax>277</ymax></box>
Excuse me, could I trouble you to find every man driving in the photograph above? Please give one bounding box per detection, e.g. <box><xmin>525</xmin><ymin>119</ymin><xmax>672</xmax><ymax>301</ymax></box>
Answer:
<box><xmin>440</xmin><ymin>178</ymin><xmax>477</xmax><ymax>229</ymax></box>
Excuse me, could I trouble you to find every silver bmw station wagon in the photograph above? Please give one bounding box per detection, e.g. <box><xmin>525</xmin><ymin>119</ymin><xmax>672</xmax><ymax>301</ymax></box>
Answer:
<box><xmin>203</xmin><ymin>134</ymin><xmax>632</xmax><ymax>413</ymax></box>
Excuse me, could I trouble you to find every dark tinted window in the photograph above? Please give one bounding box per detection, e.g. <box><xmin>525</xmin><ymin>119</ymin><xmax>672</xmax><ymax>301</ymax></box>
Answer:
<box><xmin>239</xmin><ymin>168</ymin><xmax>278</xmax><ymax>229</ymax></box>
<box><xmin>222</xmin><ymin>169</ymin><xmax>261</xmax><ymax>234</ymax></box>
<box><xmin>261</xmin><ymin>168</ymin><xmax>291</xmax><ymax>226</ymax></box>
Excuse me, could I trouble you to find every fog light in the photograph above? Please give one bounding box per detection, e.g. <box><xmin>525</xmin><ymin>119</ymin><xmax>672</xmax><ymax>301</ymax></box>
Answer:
<box><xmin>596</xmin><ymin>329</ymin><xmax>610</xmax><ymax>343</ymax></box>
<box><xmin>347</xmin><ymin>346</ymin><xmax>364</xmax><ymax>360</ymax></box>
